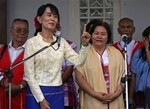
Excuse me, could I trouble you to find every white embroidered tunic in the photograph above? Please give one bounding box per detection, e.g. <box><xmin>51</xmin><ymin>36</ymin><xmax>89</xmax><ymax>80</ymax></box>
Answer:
<box><xmin>24</xmin><ymin>33</ymin><xmax>90</xmax><ymax>102</ymax></box>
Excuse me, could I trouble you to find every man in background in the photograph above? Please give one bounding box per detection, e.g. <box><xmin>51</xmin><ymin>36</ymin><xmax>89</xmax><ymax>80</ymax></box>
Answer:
<box><xmin>113</xmin><ymin>17</ymin><xmax>143</xmax><ymax>108</ymax></box>
<box><xmin>0</xmin><ymin>18</ymin><xmax>29</xmax><ymax>109</ymax></box>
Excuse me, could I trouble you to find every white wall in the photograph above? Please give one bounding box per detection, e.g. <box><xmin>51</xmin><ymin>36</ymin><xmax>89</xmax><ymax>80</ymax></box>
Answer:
<box><xmin>6</xmin><ymin>0</ymin><xmax>150</xmax><ymax>102</ymax></box>
<box><xmin>7</xmin><ymin>0</ymin><xmax>70</xmax><ymax>41</ymax></box>
<box><xmin>7</xmin><ymin>0</ymin><xmax>150</xmax><ymax>45</ymax></box>
<box><xmin>120</xmin><ymin>0</ymin><xmax>150</xmax><ymax>41</ymax></box>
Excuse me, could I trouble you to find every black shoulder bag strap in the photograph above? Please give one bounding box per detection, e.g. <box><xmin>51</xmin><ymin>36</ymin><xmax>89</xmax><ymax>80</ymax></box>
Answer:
<box><xmin>0</xmin><ymin>45</ymin><xmax>7</xmax><ymax>60</ymax></box>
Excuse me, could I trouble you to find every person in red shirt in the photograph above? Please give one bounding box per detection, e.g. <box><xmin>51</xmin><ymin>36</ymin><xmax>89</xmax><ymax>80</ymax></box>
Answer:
<box><xmin>112</xmin><ymin>17</ymin><xmax>143</xmax><ymax>108</ymax></box>
<box><xmin>0</xmin><ymin>18</ymin><xmax>29</xmax><ymax>109</ymax></box>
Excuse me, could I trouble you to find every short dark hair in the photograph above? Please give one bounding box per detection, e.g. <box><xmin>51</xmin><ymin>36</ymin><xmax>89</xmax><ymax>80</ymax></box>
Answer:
<box><xmin>140</xmin><ymin>26</ymin><xmax>150</xmax><ymax>60</ymax></box>
<box><xmin>86</xmin><ymin>19</ymin><xmax>112</xmax><ymax>44</ymax></box>
<box><xmin>118</xmin><ymin>17</ymin><xmax>134</xmax><ymax>27</ymax></box>
<box><xmin>142</xmin><ymin>26</ymin><xmax>150</xmax><ymax>37</ymax></box>
<box><xmin>36</xmin><ymin>3</ymin><xmax>60</xmax><ymax>22</ymax></box>
<box><xmin>34</xmin><ymin>3</ymin><xmax>60</xmax><ymax>36</ymax></box>
<box><xmin>11</xmin><ymin>18</ymin><xmax>29</xmax><ymax>28</ymax></box>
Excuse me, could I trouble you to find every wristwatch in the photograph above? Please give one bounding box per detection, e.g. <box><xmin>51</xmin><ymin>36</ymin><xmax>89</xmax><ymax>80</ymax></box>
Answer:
<box><xmin>0</xmin><ymin>72</ymin><xmax>4</xmax><ymax>81</ymax></box>
<box><xmin>20</xmin><ymin>84</ymin><xmax>24</xmax><ymax>90</ymax></box>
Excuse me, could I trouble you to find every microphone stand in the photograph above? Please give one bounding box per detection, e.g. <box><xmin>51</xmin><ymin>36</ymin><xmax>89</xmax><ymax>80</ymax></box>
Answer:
<box><xmin>124</xmin><ymin>42</ymin><xmax>129</xmax><ymax>109</ymax></box>
<box><xmin>4</xmin><ymin>39</ymin><xmax>58</xmax><ymax>109</ymax></box>
<box><xmin>7</xmin><ymin>72</ymin><xmax>13</xmax><ymax>109</ymax></box>
<box><xmin>121</xmin><ymin>39</ymin><xmax>129</xmax><ymax>109</ymax></box>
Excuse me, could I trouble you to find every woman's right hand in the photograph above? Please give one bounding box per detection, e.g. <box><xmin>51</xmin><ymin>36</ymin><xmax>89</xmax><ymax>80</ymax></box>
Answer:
<box><xmin>40</xmin><ymin>99</ymin><xmax>50</xmax><ymax>109</ymax></box>
<box><xmin>81</xmin><ymin>24</ymin><xmax>91</xmax><ymax>46</ymax></box>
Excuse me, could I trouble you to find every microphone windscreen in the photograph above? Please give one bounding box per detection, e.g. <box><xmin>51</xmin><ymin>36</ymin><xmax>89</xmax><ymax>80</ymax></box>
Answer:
<box><xmin>55</xmin><ymin>31</ymin><xmax>61</xmax><ymax>37</ymax></box>
<box><xmin>122</xmin><ymin>34</ymin><xmax>128</xmax><ymax>42</ymax></box>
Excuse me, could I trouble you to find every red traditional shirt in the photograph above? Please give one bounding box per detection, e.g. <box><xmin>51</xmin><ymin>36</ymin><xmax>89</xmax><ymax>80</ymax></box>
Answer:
<box><xmin>0</xmin><ymin>46</ymin><xmax>26</xmax><ymax>109</ymax></box>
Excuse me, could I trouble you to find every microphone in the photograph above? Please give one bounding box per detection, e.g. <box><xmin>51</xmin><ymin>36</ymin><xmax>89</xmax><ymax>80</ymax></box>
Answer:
<box><xmin>55</xmin><ymin>31</ymin><xmax>61</xmax><ymax>48</ymax></box>
<box><xmin>122</xmin><ymin>34</ymin><xmax>128</xmax><ymax>42</ymax></box>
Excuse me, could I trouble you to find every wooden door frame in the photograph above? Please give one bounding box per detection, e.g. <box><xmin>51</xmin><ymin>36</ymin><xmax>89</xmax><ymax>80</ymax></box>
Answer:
<box><xmin>0</xmin><ymin>0</ymin><xmax>7</xmax><ymax>44</ymax></box>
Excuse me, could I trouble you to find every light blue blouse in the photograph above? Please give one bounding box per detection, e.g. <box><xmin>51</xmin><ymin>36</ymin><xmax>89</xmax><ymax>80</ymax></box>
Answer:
<box><xmin>131</xmin><ymin>48</ymin><xmax>150</xmax><ymax>92</ymax></box>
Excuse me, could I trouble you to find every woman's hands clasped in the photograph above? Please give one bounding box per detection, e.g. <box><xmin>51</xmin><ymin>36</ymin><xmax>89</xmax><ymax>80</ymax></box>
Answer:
<box><xmin>95</xmin><ymin>92</ymin><xmax>118</xmax><ymax>104</ymax></box>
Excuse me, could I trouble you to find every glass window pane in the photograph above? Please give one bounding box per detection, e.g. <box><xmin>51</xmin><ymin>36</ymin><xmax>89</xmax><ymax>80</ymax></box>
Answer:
<box><xmin>90</xmin><ymin>0</ymin><xmax>103</xmax><ymax>7</ymax></box>
<box><xmin>80</xmin><ymin>9</ymin><xmax>88</xmax><ymax>17</ymax></box>
<box><xmin>105</xmin><ymin>0</ymin><xmax>113</xmax><ymax>7</ymax></box>
<box><xmin>90</xmin><ymin>9</ymin><xmax>103</xmax><ymax>17</ymax></box>
<box><xmin>80</xmin><ymin>0</ymin><xmax>88</xmax><ymax>7</ymax></box>
<box><xmin>105</xmin><ymin>18</ymin><xmax>113</xmax><ymax>30</ymax></box>
<box><xmin>80</xmin><ymin>0</ymin><xmax>114</xmax><ymax>44</ymax></box>
<box><xmin>105</xmin><ymin>8</ymin><xmax>113</xmax><ymax>17</ymax></box>
<box><xmin>80</xmin><ymin>19</ymin><xmax>88</xmax><ymax>34</ymax></box>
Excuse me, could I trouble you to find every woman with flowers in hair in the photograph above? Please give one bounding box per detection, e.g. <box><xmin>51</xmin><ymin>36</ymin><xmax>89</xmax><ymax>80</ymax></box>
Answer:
<box><xmin>24</xmin><ymin>3</ymin><xmax>91</xmax><ymax>109</ymax></box>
